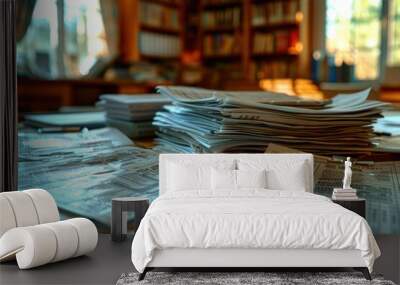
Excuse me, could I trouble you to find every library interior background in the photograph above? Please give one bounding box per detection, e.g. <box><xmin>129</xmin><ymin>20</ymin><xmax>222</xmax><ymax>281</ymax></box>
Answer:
<box><xmin>17</xmin><ymin>0</ymin><xmax>400</xmax><ymax>235</ymax></box>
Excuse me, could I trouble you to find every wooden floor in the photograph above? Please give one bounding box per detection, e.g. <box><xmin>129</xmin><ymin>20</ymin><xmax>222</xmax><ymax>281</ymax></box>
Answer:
<box><xmin>0</xmin><ymin>234</ymin><xmax>133</xmax><ymax>285</ymax></box>
<box><xmin>1</xmin><ymin>234</ymin><xmax>398</xmax><ymax>285</ymax></box>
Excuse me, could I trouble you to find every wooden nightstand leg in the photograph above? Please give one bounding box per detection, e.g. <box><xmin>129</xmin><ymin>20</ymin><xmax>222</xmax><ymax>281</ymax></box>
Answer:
<box><xmin>132</xmin><ymin>201</ymin><xmax>149</xmax><ymax>233</ymax></box>
<box><xmin>111</xmin><ymin>201</ymin><xmax>123</xmax><ymax>242</ymax></box>
<box><xmin>354</xmin><ymin>267</ymin><xmax>372</xmax><ymax>280</ymax></box>
<box><xmin>138</xmin><ymin>267</ymin><xmax>148</xmax><ymax>281</ymax></box>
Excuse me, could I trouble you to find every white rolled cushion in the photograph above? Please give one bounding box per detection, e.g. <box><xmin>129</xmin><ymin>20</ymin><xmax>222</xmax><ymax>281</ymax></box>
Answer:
<box><xmin>0</xmin><ymin>192</ymin><xmax>39</xmax><ymax>227</ymax></box>
<box><xmin>0</xmin><ymin>196</ymin><xmax>17</xmax><ymax>237</ymax></box>
<box><xmin>42</xmin><ymin>221</ymin><xmax>79</xmax><ymax>262</ymax></box>
<box><xmin>236</xmin><ymin>169</ymin><xmax>267</xmax><ymax>189</ymax></box>
<box><xmin>65</xmin><ymin>218</ymin><xmax>98</xmax><ymax>257</ymax></box>
<box><xmin>211</xmin><ymin>168</ymin><xmax>236</xmax><ymax>190</ymax></box>
<box><xmin>0</xmin><ymin>226</ymin><xmax>57</xmax><ymax>269</ymax></box>
<box><xmin>0</xmin><ymin>189</ymin><xmax>60</xmax><ymax>239</ymax></box>
<box><xmin>0</xmin><ymin>218</ymin><xmax>98</xmax><ymax>269</ymax></box>
<box><xmin>23</xmin><ymin>189</ymin><xmax>59</xmax><ymax>223</ymax></box>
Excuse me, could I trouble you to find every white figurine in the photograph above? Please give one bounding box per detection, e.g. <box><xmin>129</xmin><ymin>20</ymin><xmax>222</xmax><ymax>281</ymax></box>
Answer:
<box><xmin>343</xmin><ymin>157</ymin><xmax>352</xmax><ymax>189</ymax></box>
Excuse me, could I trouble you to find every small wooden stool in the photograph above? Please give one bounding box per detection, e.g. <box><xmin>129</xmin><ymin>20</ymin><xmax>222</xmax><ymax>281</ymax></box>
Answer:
<box><xmin>111</xmin><ymin>197</ymin><xmax>149</xmax><ymax>242</ymax></box>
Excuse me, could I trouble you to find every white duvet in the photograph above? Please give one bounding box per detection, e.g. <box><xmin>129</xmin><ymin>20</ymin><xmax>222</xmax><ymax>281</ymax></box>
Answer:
<box><xmin>131</xmin><ymin>190</ymin><xmax>380</xmax><ymax>273</ymax></box>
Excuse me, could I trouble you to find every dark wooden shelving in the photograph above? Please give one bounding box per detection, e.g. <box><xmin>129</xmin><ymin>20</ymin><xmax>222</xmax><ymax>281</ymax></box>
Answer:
<box><xmin>252</xmin><ymin>52</ymin><xmax>299</xmax><ymax>59</ymax></box>
<box><xmin>249</xmin><ymin>0</ymin><xmax>305</xmax><ymax>80</ymax></box>
<box><xmin>202</xmin><ymin>0</ymin><xmax>242</xmax><ymax>9</ymax></box>
<box><xmin>199</xmin><ymin>0</ymin><xmax>245</xmax><ymax>81</ymax></box>
<box><xmin>203</xmin><ymin>26</ymin><xmax>240</xmax><ymax>33</ymax></box>
<box><xmin>140</xmin><ymin>24</ymin><xmax>181</xmax><ymax>35</ymax></box>
<box><xmin>144</xmin><ymin>0</ymin><xmax>180</xmax><ymax>8</ymax></box>
<box><xmin>204</xmin><ymin>54</ymin><xmax>241</xmax><ymax>59</ymax></box>
<box><xmin>203</xmin><ymin>54</ymin><xmax>241</xmax><ymax>60</ymax></box>
<box><xmin>141</xmin><ymin>54</ymin><xmax>181</xmax><ymax>61</ymax></box>
<box><xmin>119</xmin><ymin>0</ymin><xmax>184</xmax><ymax>65</ymax></box>
<box><xmin>252</xmin><ymin>21</ymin><xmax>299</xmax><ymax>30</ymax></box>
<box><xmin>119</xmin><ymin>0</ymin><xmax>307</xmax><ymax>86</ymax></box>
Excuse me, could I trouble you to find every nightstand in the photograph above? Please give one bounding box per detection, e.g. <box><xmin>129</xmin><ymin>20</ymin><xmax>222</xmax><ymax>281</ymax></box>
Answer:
<box><xmin>111</xmin><ymin>197</ymin><xmax>149</xmax><ymax>242</ymax></box>
<box><xmin>332</xmin><ymin>198</ymin><xmax>366</xmax><ymax>218</ymax></box>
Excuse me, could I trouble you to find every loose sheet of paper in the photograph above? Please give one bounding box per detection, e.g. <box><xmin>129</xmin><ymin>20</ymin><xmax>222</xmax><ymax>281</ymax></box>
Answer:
<box><xmin>265</xmin><ymin>143</ymin><xmax>400</xmax><ymax>234</ymax></box>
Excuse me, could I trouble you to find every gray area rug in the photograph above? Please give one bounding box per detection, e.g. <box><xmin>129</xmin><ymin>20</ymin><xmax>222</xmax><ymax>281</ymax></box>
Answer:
<box><xmin>116</xmin><ymin>272</ymin><xmax>396</xmax><ymax>285</ymax></box>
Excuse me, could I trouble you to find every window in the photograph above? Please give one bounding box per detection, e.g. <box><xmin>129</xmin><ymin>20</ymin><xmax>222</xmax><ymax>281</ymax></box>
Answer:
<box><xmin>64</xmin><ymin>0</ymin><xmax>109</xmax><ymax>76</ymax></box>
<box><xmin>17</xmin><ymin>0</ymin><xmax>59</xmax><ymax>77</ymax></box>
<box><xmin>388</xmin><ymin>0</ymin><xmax>400</xmax><ymax>65</ymax></box>
<box><xmin>17</xmin><ymin>0</ymin><xmax>109</xmax><ymax>78</ymax></box>
<box><xmin>326</xmin><ymin>0</ymin><xmax>382</xmax><ymax>80</ymax></box>
<box><xmin>325</xmin><ymin>0</ymin><xmax>400</xmax><ymax>82</ymax></box>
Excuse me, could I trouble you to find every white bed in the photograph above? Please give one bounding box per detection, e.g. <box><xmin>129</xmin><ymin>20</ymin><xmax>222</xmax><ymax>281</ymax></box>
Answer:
<box><xmin>131</xmin><ymin>154</ymin><xmax>380</xmax><ymax>280</ymax></box>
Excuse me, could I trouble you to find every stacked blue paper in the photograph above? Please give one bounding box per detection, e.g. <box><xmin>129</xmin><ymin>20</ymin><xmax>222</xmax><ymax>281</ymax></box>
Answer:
<box><xmin>153</xmin><ymin>86</ymin><xmax>389</xmax><ymax>155</ymax></box>
<box><xmin>98</xmin><ymin>94</ymin><xmax>170</xmax><ymax>139</ymax></box>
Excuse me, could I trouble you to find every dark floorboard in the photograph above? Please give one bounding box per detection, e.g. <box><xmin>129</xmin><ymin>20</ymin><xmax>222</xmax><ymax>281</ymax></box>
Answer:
<box><xmin>0</xmin><ymin>234</ymin><xmax>133</xmax><ymax>285</ymax></box>
<box><xmin>1</xmin><ymin>234</ymin><xmax>398</xmax><ymax>285</ymax></box>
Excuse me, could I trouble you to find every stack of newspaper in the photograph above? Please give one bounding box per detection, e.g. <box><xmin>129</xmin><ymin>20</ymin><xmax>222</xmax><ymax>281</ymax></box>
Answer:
<box><xmin>153</xmin><ymin>86</ymin><xmax>388</xmax><ymax>155</ymax></box>
<box><xmin>332</xmin><ymin>188</ymin><xmax>358</xmax><ymax>200</ymax></box>
<box><xmin>98</xmin><ymin>94</ymin><xmax>170</xmax><ymax>139</ymax></box>
<box><xmin>265</xmin><ymin>143</ymin><xmax>400</xmax><ymax>234</ymax></box>
<box><xmin>18</xmin><ymin>128</ymin><xmax>160</xmax><ymax>226</ymax></box>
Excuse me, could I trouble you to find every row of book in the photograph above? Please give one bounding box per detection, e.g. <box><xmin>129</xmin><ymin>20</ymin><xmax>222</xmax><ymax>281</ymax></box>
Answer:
<box><xmin>202</xmin><ymin>7</ymin><xmax>241</xmax><ymax>29</ymax></box>
<box><xmin>140</xmin><ymin>2</ymin><xmax>179</xmax><ymax>30</ymax></box>
<box><xmin>250</xmin><ymin>61</ymin><xmax>297</xmax><ymax>80</ymax></box>
<box><xmin>253</xmin><ymin>31</ymin><xmax>299</xmax><ymax>54</ymax></box>
<box><xmin>252</xmin><ymin>1</ymin><xmax>300</xmax><ymax>26</ymax></box>
<box><xmin>139</xmin><ymin>32</ymin><xmax>181</xmax><ymax>57</ymax></box>
<box><xmin>203</xmin><ymin>34</ymin><xmax>241</xmax><ymax>56</ymax></box>
<box><xmin>97</xmin><ymin>94</ymin><xmax>170</xmax><ymax>139</ymax></box>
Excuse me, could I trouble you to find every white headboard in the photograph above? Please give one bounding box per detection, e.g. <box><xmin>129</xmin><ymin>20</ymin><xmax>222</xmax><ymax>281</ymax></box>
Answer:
<box><xmin>159</xmin><ymin>153</ymin><xmax>314</xmax><ymax>195</ymax></box>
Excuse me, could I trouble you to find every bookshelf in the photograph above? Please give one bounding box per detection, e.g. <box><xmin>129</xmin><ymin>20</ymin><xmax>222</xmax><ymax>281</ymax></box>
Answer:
<box><xmin>117</xmin><ymin>0</ymin><xmax>308</xmax><ymax>85</ymax></box>
<box><xmin>249</xmin><ymin>0</ymin><xmax>304</xmax><ymax>80</ymax></box>
<box><xmin>198</xmin><ymin>0</ymin><xmax>309</xmax><ymax>85</ymax></box>
<box><xmin>200</xmin><ymin>1</ymin><xmax>243</xmax><ymax>58</ymax></box>
<box><xmin>198</xmin><ymin>0</ymin><xmax>248</xmax><ymax>86</ymax></box>
<box><xmin>118</xmin><ymin>0</ymin><xmax>184</xmax><ymax>62</ymax></box>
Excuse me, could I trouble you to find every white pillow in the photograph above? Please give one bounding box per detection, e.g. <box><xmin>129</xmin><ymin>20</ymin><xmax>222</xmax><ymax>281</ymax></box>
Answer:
<box><xmin>236</xmin><ymin>169</ymin><xmax>267</xmax><ymax>189</ymax></box>
<box><xmin>167</xmin><ymin>159</ymin><xmax>236</xmax><ymax>192</ymax></box>
<box><xmin>211</xmin><ymin>169</ymin><xmax>267</xmax><ymax>191</ymax></box>
<box><xmin>238</xmin><ymin>159</ymin><xmax>308</xmax><ymax>191</ymax></box>
<box><xmin>211</xmin><ymin>168</ymin><xmax>236</xmax><ymax>190</ymax></box>
<box><xmin>167</xmin><ymin>163</ymin><xmax>210</xmax><ymax>191</ymax></box>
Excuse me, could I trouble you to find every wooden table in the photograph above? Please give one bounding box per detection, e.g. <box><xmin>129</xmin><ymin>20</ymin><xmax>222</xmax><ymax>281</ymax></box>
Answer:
<box><xmin>17</xmin><ymin>77</ymin><xmax>160</xmax><ymax>113</ymax></box>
